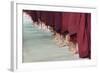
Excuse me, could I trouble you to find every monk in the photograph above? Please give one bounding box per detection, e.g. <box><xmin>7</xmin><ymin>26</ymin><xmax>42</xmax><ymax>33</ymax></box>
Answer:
<box><xmin>61</xmin><ymin>12</ymin><xmax>91</xmax><ymax>58</ymax></box>
<box><xmin>53</xmin><ymin>12</ymin><xmax>63</xmax><ymax>46</ymax></box>
<box><xmin>77</xmin><ymin>13</ymin><xmax>91</xmax><ymax>58</ymax></box>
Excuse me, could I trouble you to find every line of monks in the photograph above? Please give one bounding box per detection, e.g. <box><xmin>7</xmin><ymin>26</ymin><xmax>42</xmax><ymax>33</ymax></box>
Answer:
<box><xmin>23</xmin><ymin>10</ymin><xmax>91</xmax><ymax>59</ymax></box>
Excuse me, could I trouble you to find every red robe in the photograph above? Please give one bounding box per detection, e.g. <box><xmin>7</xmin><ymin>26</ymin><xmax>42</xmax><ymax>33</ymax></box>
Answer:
<box><xmin>54</xmin><ymin>12</ymin><xmax>62</xmax><ymax>33</ymax></box>
<box><xmin>61</xmin><ymin>12</ymin><xmax>70</xmax><ymax>33</ymax></box>
<box><xmin>77</xmin><ymin>13</ymin><xmax>91</xmax><ymax>58</ymax></box>
<box><xmin>46</xmin><ymin>11</ymin><xmax>55</xmax><ymax>27</ymax></box>
<box><xmin>31</xmin><ymin>11</ymin><xmax>38</xmax><ymax>22</ymax></box>
<box><xmin>40</xmin><ymin>11</ymin><xmax>48</xmax><ymax>24</ymax></box>
<box><xmin>62</xmin><ymin>12</ymin><xmax>91</xmax><ymax>58</ymax></box>
<box><xmin>67</xmin><ymin>13</ymin><xmax>81</xmax><ymax>34</ymax></box>
<box><xmin>25</xmin><ymin>10</ymin><xmax>91</xmax><ymax>59</ymax></box>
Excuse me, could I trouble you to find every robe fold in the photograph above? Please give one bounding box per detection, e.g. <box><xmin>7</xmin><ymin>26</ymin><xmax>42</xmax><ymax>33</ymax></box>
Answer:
<box><xmin>77</xmin><ymin>13</ymin><xmax>91</xmax><ymax>58</ymax></box>
<box><xmin>54</xmin><ymin>12</ymin><xmax>62</xmax><ymax>33</ymax></box>
<box><xmin>62</xmin><ymin>12</ymin><xmax>91</xmax><ymax>58</ymax></box>
<box><xmin>30</xmin><ymin>11</ymin><xmax>38</xmax><ymax>22</ymax></box>
<box><xmin>61</xmin><ymin>12</ymin><xmax>70</xmax><ymax>34</ymax></box>
<box><xmin>68</xmin><ymin>13</ymin><xmax>81</xmax><ymax>34</ymax></box>
<box><xmin>23</xmin><ymin>10</ymin><xmax>91</xmax><ymax>59</ymax></box>
<box><xmin>40</xmin><ymin>11</ymin><xmax>48</xmax><ymax>24</ymax></box>
<box><xmin>88</xmin><ymin>13</ymin><xmax>91</xmax><ymax>58</ymax></box>
<box><xmin>36</xmin><ymin>11</ymin><xmax>41</xmax><ymax>22</ymax></box>
<box><xmin>46</xmin><ymin>12</ymin><xmax>55</xmax><ymax>27</ymax></box>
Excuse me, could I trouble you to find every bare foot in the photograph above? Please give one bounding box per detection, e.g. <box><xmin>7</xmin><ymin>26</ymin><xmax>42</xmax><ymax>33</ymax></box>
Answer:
<box><xmin>71</xmin><ymin>48</ymin><xmax>78</xmax><ymax>54</ymax></box>
<box><xmin>58</xmin><ymin>42</ymin><xmax>66</xmax><ymax>48</ymax></box>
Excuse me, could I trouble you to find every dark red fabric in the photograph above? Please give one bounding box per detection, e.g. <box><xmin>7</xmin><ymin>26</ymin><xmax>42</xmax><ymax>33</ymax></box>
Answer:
<box><xmin>61</xmin><ymin>12</ymin><xmax>91</xmax><ymax>58</ymax></box>
<box><xmin>54</xmin><ymin>12</ymin><xmax>62</xmax><ymax>33</ymax></box>
<box><xmin>24</xmin><ymin>10</ymin><xmax>91</xmax><ymax>59</ymax></box>
<box><xmin>61</xmin><ymin>12</ymin><xmax>70</xmax><ymax>33</ymax></box>
<box><xmin>87</xmin><ymin>13</ymin><xmax>91</xmax><ymax>58</ymax></box>
<box><xmin>77</xmin><ymin>13</ymin><xmax>91</xmax><ymax>58</ymax></box>
<box><xmin>68</xmin><ymin>13</ymin><xmax>81</xmax><ymax>34</ymax></box>
<box><xmin>46</xmin><ymin>12</ymin><xmax>55</xmax><ymax>27</ymax></box>
<box><xmin>36</xmin><ymin>11</ymin><xmax>41</xmax><ymax>22</ymax></box>
<box><xmin>62</xmin><ymin>12</ymin><xmax>81</xmax><ymax>34</ymax></box>
<box><xmin>31</xmin><ymin>11</ymin><xmax>38</xmax><ymax>22</ymax></box>
<box><xmin>40</xmin><ymin>11</ymin><xmax>48</xmax><ymax>24</ymax></box>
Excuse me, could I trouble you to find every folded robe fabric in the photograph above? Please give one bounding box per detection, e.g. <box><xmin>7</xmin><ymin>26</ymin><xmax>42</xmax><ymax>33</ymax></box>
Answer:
<box><xmin>61</xmin><ymin>12</ymin><xmax>70</xmax><ymax>34</ymax></box>
<box><xmin>77</xmin><ymin>13</ymin><xmax>91</xmax><ymax>58</ymax></box>
<box><xmin>87</xmin><ymin>13</ymin><xmax>91</xmax><ymax>58</ymax></box>
<box><xmin>54</xmin><ymin>12</ymin><xmax>62</xmax><ymax>33</ymax></box>
<box><xmin>67</xmin><ymin>13</ymin><xmax>81</xmax><ymax>34</ymax></box>
<box><xmin>46</xmin><ymin>11</ymin><xmax>55</xmax><ymax>27</ymax></box>
<box><xmin>40</xmin><ymin>11</ymin><xmax>48</xmax><ymax>24</ymax></box>
<box><xmin>61</xmin><ymin>12</ymin><xmax>91</xmax><ymax>58</ymax></box>
<box><xmin>23</xmin><ymin>10</ymin><xmax>91</xmax><ymax>59</ymax></box>
<box><xmin>31</xmin><ymin>11</ymin><xmax>38</xmax><ymax>22</ymax></box>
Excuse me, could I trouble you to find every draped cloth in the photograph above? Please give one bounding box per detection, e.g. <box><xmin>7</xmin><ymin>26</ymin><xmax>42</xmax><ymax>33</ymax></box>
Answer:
<box><xmin>40</xmin><ymin>11</ymin><xmax>48</xmax><ymax>25</ymax></box>
<box><xmin>54</xmin><ymin>12</ymin><xmax>62</xmax><ymax>33</ymax></box>
<box><xmin>23</xmin><ymin>10</ymin><xmax>91</xmax><ymax>59</ymax></box>
<box><xmin>61</xmin><ymin>12</ymin><xmax>91</xmax><ymax>58</ymax></box>
<box><xmin>61</xmin><ymin>12</ymin><xmax>70</xmax><ymax>33</ymax></box>
<box><xmin>77</xmin><ymin>13</ymin><xmax>91</xmax><ymax>58</ymax></box>
<box><xmin>67</xmin><ymin>13</ymin><xmax>81</xmax><ymax>34</ymax></box>
<box><xmin>46</xmin><ymin>12</ymin><xmax>55</xmax><ymax>27</ymax></box>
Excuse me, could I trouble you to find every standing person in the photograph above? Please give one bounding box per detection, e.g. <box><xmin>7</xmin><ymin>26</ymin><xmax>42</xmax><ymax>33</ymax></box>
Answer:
<box><xmin>53</xmin><ymin>12</ymin><xmax>62</xmax><ymax>46</ymax></box>
<box><xmin>46</xmin><ymin>11</ymin><xmax>55</xmax><ymax>32</ymax></box>
<box><xmin>36</xmin><ymin>11</ymin><xmax>42</xmax><ymax>29</ymax></box>
<box><xmin>61</xmin><ymin>12</ymin><xmax>70</xmax><ymax>47</ymax></box>
<box><xmin>66</xmin><ymin>12</ymin><xmax>81</xmax><ymax>54</ymax></box>
<box><xmin>77</xmin><ymin>13</ymin><xmax>91</xmax><ymax>58</ymax></box>
<box><xmin>40</xmin><ymin>11</ymin><xmax>48</xmax><ymax>31</ymax></box>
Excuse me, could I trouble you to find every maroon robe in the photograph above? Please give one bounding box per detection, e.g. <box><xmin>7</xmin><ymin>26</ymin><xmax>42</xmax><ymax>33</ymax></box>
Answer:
<box><xmin>87</xmin><ymin>13</ymin><xmax>91</xmax><ymax>58</ymax></box>
<box><xmin>40</xmin><ymin>11</ymin><xmax>48</xmax><ymax>24</ymax></box>
<box><xmin>61</xmin><ymin>12</ymin><xmax>91</xmax><ymax>58</ymax></box>
<box><xmin>68</xmin><ymin>13</ymin><xmax>81</xmax><ymax>34</ymax></box>
<box><xmin>77</xmin><ymin>13</ymin><xmax>91</xmax><ymax>58</ymax></box>
<box><xmin>30</xmin><ymin>11</ymin><xmax>38</xmax><ymax>22</ymax></box>
<box><xmin>61</xmin><ymin>12</ymin><xmax>70</xmax><ymax>34</ymax></box>
<box><xmin>24</xmin><ymin>10</ymin><xmax>91</xmax><ymax>59</ymax></box>
<box><xmin>54</xmin><ymin>12</ymin><xmax>62</xmax><ymax>33</ymax></box>
<box><xmin>46</xmin><ymin>12</ymin><xmax>55</xmax><ymax>27</ymax></box>
<box><xmin>36</xmin><ymin>11</ymin><xmax>41</xmax><ymax>23</ymax></box>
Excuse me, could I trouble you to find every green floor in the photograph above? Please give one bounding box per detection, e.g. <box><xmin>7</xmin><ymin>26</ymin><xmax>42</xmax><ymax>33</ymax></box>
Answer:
<box><xmin>22</xmin><ymin>22</ymin><xmax>80</xmax><ymax>63</ymax></box>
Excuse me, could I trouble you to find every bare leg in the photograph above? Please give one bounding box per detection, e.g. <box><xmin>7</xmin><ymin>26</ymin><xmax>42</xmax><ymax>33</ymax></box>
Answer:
<box><xmin>59</xmin><ymin>35</ymin><xmax>66</xmax><ymax>47</ymax></box>
<box><xmin>68</xmin><ymin>42</ymin><xmax>79</xmax><ymax>54</ymax></box>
